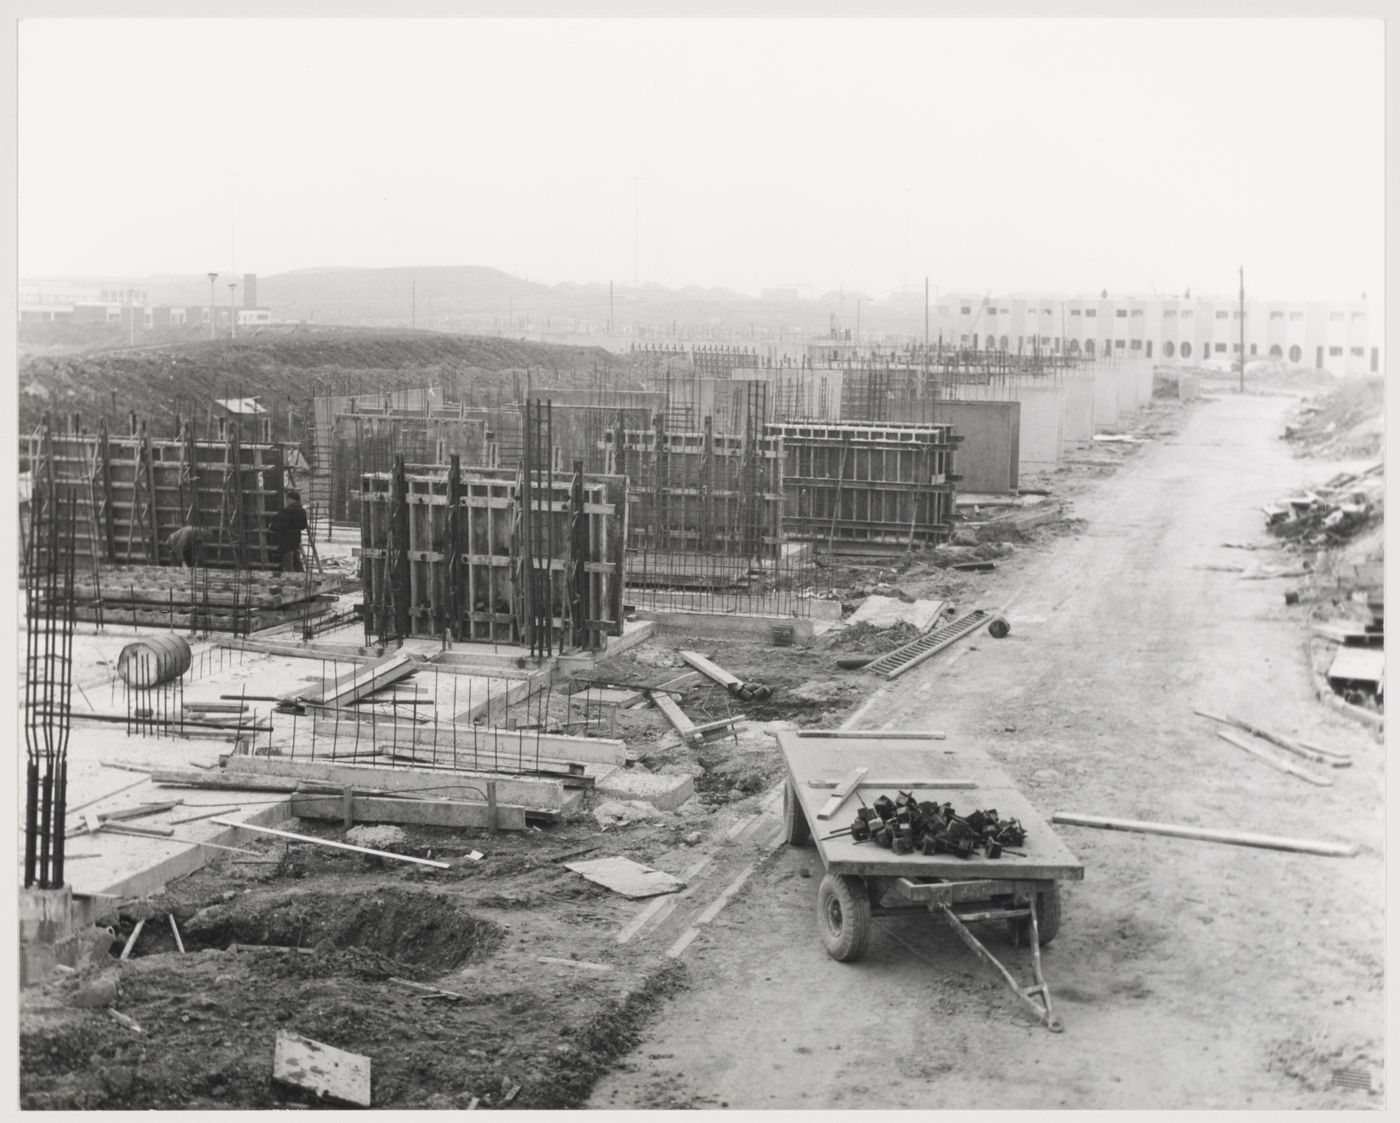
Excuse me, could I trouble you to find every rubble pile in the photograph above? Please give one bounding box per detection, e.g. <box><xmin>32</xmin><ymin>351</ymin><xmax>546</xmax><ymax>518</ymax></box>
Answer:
<box><xmin>1262</xmin><ymin>464</ymin><xmax>1383</xmax><ymax>549</ymax></box>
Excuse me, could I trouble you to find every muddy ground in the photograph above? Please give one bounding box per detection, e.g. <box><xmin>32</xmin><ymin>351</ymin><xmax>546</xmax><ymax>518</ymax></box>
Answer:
<box><xmin>19</xmin><ymin>373</ymin><xmax>1384</xmax><ymax>1110</ymax></box>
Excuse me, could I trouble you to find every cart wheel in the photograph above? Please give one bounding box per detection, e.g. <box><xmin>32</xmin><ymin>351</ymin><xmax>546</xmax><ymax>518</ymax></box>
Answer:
<box><xmin>1008</xmin><ymin>883</ymin><xmax>1061</xmax><ymax>948</ymax></box>
<box><xmin>782</xmin><ymin>781</ymin><xmax>811</xmax><ymax>847</ymax></box>
<box><xmin>817</xmin><ymin>873</ymin><xmax>872</xmax><ymax>962</ymax></box>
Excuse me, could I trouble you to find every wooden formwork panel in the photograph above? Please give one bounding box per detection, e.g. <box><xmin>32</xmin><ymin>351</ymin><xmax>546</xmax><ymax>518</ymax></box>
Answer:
<box><xmin>615</xmin><ymin>426</ymin><xmax>784</xmax><ymax>559</ymax></box>
<box><xmin>26</xmin><ymin>425</ymin><xmax>283</xmax><ymax>571</ymax></box>
<box><xmin>358</xmin><ymin>463</ymin><xmax>625</xmax><ymax>647</ymax></box>
<box><xmin>767</xmin><ymin>422</ymin><xmax>957</xmax><ymax>547</ymax></box>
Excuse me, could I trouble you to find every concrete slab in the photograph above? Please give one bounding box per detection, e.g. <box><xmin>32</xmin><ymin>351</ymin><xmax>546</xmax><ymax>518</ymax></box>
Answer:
<box><xmin>846</xmin><ymin>596</ymin><xmax>946</xmax><ymax>631</ymax></box>
<box><xmin>594</xmin><ymin>768</ymin><xmax>696</xmax><ymax>811</ymax></box>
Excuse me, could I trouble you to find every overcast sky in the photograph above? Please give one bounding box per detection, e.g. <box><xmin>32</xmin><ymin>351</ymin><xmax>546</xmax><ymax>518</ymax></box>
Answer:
<box><xmin>16</xmin><ymin>16</ymin><xmax>1385</xmax><ymax>301</ymax></box>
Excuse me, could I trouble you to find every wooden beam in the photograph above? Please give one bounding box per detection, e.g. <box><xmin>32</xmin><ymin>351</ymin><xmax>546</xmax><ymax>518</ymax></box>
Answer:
<box><xmin>806</xmin><ymin>778</ymin><xmax>975</xmax><ymax>790</ymax></box>
<box><xmin>120</xmin><ymin>919</ymin><xmax>145</xmax><ymax>960</ymax></box>
<box><xmin>224</xmin><ymin>755</ymin><xmax>562</xmax><ymax>811</ymax></box>
<box><xmin>816</xmin><ymin>767</ymin><xmax>869</xmax><ymax>820</ymax></box>
<box><xmin>1051</xmin><ymin>812</ymin><xmax>1358</xmax><ymax>858</ymax></box>
<box><xmin>1216</xmin><ymin>730</ymin><xmax>1332</xmax><ymax>787</ymax></box>
<box><xmin>288</xmin><ymin>793</ymin><xmax>528</xmax><ymax>832</ymax></box>
<box><xmin>208</xmin><ymin>818</ymin><xmax>452</xmax><ymax>867</ymax></box>
<box><xmin>650</xmin><ymin>690</ymin><xmax>699</xmax><ymax>743</ymax></box>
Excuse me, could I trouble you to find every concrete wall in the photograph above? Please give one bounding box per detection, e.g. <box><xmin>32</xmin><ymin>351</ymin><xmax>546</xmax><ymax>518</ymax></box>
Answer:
<box><xmin>1061</xmin><ymin>373</ymin><xmax>1095</xmax><ymax>446</ymax></box>
<box><xmin>1011</xmin><ymin>386</ymin><xmax>1065</xmax><ymax>467</ymax></box>
<box><xmin>935</xmin><ymin>401</ymin><xmax>1020</xmax><ymax>493</ymax></box>
<box><xmin>1092</xmin><ymin>363</ymin><xmax>1120</xmax><ymax>430</ymax></box>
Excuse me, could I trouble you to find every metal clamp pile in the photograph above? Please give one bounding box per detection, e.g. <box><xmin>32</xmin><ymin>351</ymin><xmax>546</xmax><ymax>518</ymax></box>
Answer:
<box><xmin>844</xmin><ymin>791</ymin><xmax>1027</xmax><ymax>858</ymax></box>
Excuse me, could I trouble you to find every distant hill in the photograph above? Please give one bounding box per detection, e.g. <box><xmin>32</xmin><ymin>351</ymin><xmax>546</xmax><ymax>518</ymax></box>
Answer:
<box><xmin>125</xmin><ymin>266</ymin><xmax>930</xmax><ymax>338</ymax></box>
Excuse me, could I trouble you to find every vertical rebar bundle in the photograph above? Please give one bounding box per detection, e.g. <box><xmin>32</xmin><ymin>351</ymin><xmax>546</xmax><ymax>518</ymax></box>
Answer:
<box><xmin>23</xmin><ymin>482</ymin><xmax>78</xmax><ymax>890</ymax></box>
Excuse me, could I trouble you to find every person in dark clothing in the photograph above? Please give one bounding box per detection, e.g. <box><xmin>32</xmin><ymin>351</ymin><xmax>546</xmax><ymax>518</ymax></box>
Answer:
<box><xmin>270</xmin><ymin>491</ymin><xmax>309</xmax><ymax>573</ymax></box>
<box><xmin>164</xmin><ymin>524</ymin><xmax>205</xmax><ymax>568</ymax></box>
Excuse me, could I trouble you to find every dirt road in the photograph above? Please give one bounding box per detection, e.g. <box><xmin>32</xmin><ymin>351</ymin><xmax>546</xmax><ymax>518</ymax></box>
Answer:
<box><xmin>588</xmin><ymin>391</ymin><xmax>1384</xmax><ymax>1110</ymax></box>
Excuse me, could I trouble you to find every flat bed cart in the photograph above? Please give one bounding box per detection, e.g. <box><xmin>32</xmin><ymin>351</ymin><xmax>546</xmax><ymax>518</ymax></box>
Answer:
<box><xmin>775</xmin><ymin>729</ymin><xmax>1085</xmax><ymax>1032</ymax></box>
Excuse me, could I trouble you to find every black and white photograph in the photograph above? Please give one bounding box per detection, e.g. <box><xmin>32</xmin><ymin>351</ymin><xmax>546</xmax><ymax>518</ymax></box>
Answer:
<box><xmin>10</xmin><ymin>4</ymin><xmax>1387</xmax><ymax>1112</ymax></box>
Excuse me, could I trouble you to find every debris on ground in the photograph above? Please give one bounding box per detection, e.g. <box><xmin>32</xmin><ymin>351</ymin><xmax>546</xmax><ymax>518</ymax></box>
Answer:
<box><xmin>1262</xmin><ymin>464</ymin><xmax>1383</xmax><ymax>548</ymax></box>
<box><xmin>1282</xmin><ymin>376</ymin><xmax>1384</xmax><ymax>459</ymax></box>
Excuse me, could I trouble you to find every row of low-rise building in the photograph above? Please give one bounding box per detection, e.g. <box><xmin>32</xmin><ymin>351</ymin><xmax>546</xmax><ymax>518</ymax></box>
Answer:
<box><xmin>18</xmin><ymin>274</ymin><xmax>273</xmax><ymax>330</ymax></box>
<box><xmin>928</xmin><ymin>292</ymin><xmax>1379</xmax><ymax>376</ymax></box>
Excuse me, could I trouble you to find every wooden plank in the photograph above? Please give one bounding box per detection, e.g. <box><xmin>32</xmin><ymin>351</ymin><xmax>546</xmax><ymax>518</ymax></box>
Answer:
<box><xmin>650</xmin><ymin>690</ymin><xmax>699</xmax><ymax>743</ymax></box>
<box><xmin>288</xmin><ymin>794</ymin><xmax>528</xmax><ymax>832</ymax></box>
<box><xmin>816</xmin><ymin>767</ymin><xmax>868</xmax><ymax>820</ymax></box>
<box><xmin>1194</xmin><ymin>707</ymin><xmax>1351</xmax><ymax>766</ymax></box>
<box><xmin>273</xmin><ymin>1031</ymin><xmax>372</xmax><ymax>1108</ymax></box>
<box><xmin>209</xmin><ymin>818</ymin><xmax>451</xmax><ymax>868</ymax></box>
<box><xmin>223</xmin><ymin>755</ymin><xmax>563</xmax><ymax>811</ymax></box>
<box><xmin>152</xmin><ymin>769</ymin><xmax>341</xmax><ymax>794</ymax></box>
<box><xmin>806</xmin><ymin>778</ymin><xmax>976</xmax><ymax>790</ymax></box>
<box><xmin>340</xmin><ymin>720</ymin><xmax>627</xmax><ymax>766</ymax></box>
<box><xmin>564</xmin><ymin>855</ymin><xmax>684</xmax><ymax>898</ymax></box>
<box><xmin>1327</xmin><ymin>646</ymin><xmax>1384</xmax><ymax>686</ymax></box>
<box><xmin>677</xmin><ymin>650</ymin><xmax>742</xmax><ymax>689</ymax></box>
<box><xmin>1216</xmin><ymin>730</ymin><xmax>1332</xmax><ymax>787</ymax></box>
<box><xmin>1051</xmin><ymin>812</ymin><xmax>1358</xmax><ymax>858</ymax></box>
<box><xmin>787</xmin><ymin>730</ymin><xmax>947</xmax><ymax>740</ymax></box>
<box><xmin>120</xmin><ymin>918</ymin><xmax>145</xmax><ymax>960</ymax></box>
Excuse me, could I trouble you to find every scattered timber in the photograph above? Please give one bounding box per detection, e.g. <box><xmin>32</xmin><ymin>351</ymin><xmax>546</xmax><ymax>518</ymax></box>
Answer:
<box><xmin>1051</xmin><ymin>812</ymin><xmax>1358</xmax><ymax>858</ymax></box>
<box><xmin>1194</xmin><ymin>708</ymin><xmax>1351</xmax><ymax>767</ymax></box>
<box><xmin>650</xmin><ymin>690</ymin><xmax>700</xmax><ymax>744</ymax></box>
<box><xmin>1216</xmin><ymin>730</ymin><xmax>1332</xmax><ymax>787</ymax></box>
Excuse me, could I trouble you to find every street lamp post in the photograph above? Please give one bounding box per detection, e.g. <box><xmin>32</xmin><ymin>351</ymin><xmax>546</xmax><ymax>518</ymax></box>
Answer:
<box><xmin>207</xmin><ymin>272</ymin><xmax>219</xmax><ymax>339</ymax></box>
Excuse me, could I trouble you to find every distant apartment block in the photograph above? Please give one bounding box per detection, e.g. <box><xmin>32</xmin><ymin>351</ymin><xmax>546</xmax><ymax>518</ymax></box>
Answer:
<box><xmin>929</xmin><ymin>293</ymin><xmax>1380</xmax><ymax>376</ymax></box>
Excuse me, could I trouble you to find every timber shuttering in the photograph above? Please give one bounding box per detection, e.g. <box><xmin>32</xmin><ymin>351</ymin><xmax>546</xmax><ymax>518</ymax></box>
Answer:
<box><xmin>358</xmin><ymin>456</ymin><xmax>627</xmax><ymax>651</ymax></box>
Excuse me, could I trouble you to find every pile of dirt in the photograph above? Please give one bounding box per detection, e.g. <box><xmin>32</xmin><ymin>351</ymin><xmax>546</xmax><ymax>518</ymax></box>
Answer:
<box><xmin>1284</xmin><ymin>377</ymin><xmax>1384</xmax><ymax>458</ymax></box>
<box><xmin>1263</xmin><ymin>463</ymin><xmax>1384</xmax><ymax>551</ymax></box>
<box><xmin>170</xmin><ymin>885</ymin><xmax>505</xmax><ymax>969</ymax></box>
<box><xmin>18</xmin><ymin>327</ymin><xmax>648</xmax><ymax>439</ymax></box>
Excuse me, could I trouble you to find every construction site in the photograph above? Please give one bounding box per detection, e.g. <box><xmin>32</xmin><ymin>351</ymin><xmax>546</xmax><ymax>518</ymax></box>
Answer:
<box><xmin>13</xmin><ymin>315</ymin><xmax>1385</xmax><ymax>1110</ymax></box>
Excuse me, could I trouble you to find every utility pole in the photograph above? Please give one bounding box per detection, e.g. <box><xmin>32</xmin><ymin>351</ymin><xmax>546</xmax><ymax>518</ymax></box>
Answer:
<box><xmin>609</xmin><ymin>280</ymin><xmax>614</xmax><ymax>334</ymax></box>
<box><xmin>1243</xmin><ymin>267</ymin><xmax>1254</xmax><ymax>394</ymax></box>
<box><xmin>207</xmin><ymin>272</ymin><xmax>219</xmax><ymax>340</ymax></box>
<box><xmin>228</xmin><ymin>281</ymin><xmax>237</xmax><ymax>340</ymax></box>
<box><xmin>903</xmin><ymin>188</ymin><xmax>911</xmax><ymax>294</ymax></box>
<box><xmin>924</xmin><ymin>275</ymin><xmax>929</xmax><ymax>352</ymax></box>
<box><xmin>412</xmin><ymin>281</ymin><xmax>416</xmax><ymax>329</ymax></box>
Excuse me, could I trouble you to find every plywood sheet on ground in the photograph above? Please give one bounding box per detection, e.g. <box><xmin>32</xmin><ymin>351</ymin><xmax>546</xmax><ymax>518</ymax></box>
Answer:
<box><xmin>273</xmin><ymin>1031</ymin><xmax>371</xmax><ymax>1107</ymax></box>
<box><xmin>564</xmin><ymin>855</ymin><xmax>684</xmax><ymax>898</ymax></box>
